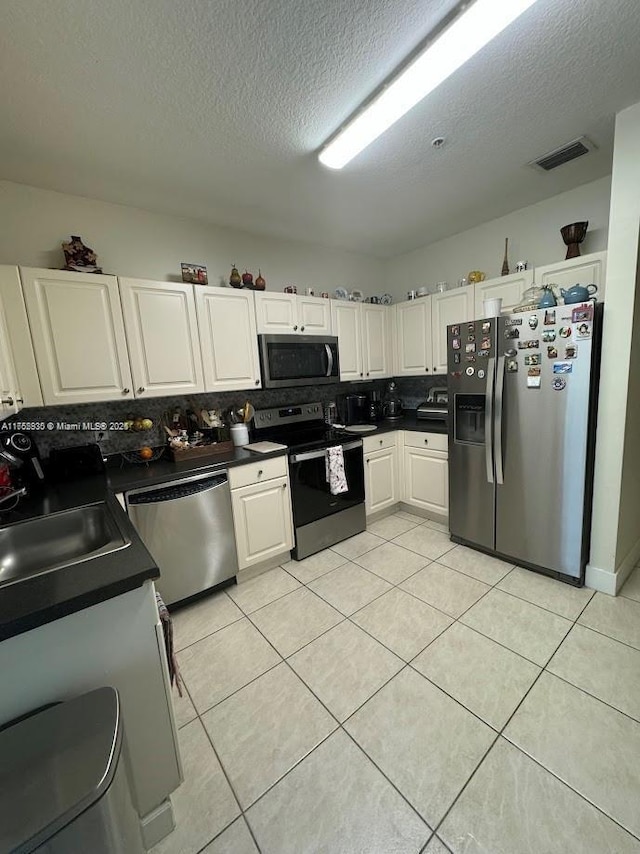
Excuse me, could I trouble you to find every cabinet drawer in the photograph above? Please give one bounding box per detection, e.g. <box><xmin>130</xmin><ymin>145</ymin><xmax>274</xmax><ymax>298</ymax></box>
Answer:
<box><xmin>403</xmin><ymin>431</ymin><xmax>448</xmax><ymax>453</ymax></box>
<box><xmin>229</xmin><ymin>455</ymin><xmax>288</xmax><ymax>489</ymax></box>
<box><xmin>363</xmin><ymin>432</ymin><xmax>397</xmax><ymax>453</ymax></box>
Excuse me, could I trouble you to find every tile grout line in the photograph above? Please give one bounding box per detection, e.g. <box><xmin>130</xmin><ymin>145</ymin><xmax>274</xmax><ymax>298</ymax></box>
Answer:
<box><xmin>429</xmin><ymin>585</ymin><xmax>623</xmax><ymax>844</ymax></box>
<box><xmin>173</xmin><ymin>520</ymin><xmax>625</xmax><ymax>851</ymax></box>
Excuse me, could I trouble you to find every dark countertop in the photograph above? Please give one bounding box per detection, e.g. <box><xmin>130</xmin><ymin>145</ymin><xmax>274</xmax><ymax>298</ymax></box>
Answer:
<box><xmin>0</xmin><ymin>415</ymin><xmax>447</xmax><ymax>642</ymax></box>
<box><xmin>0</xmin><ymin>479</ymin><xmax>159</xmax><ymax>642</ymax></box>
<box><xmin>106</xmin><ymin>445</ymin><xmax>288</xmax><ymax>493</ymax></box>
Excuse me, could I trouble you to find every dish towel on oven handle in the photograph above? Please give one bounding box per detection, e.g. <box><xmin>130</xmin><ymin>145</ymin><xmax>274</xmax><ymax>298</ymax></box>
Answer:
<box><xmin>325</xmin><ymin>445</ymin><xmax>348</xmax><ymax>495</ymax></box>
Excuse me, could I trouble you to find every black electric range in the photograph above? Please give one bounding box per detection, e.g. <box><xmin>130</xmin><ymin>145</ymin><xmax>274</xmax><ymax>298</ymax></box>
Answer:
<box><xmin>253</xmin><ymin>403</ymin><xmax>366</xmax><ymax>560</ymax></box>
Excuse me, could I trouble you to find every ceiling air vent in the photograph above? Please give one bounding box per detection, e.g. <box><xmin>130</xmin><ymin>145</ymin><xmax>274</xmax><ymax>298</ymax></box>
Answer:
<box><xmin>531</xmin><ymin>137</ymin><xmax>595</xmax><ymax>172</ymax></box>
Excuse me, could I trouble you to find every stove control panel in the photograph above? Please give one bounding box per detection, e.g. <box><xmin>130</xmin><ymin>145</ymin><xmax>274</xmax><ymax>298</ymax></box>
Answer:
<box><xmin>254</xmin><ymin>402</ymin><xmax>324</xmax><ymax>430</ymax></box>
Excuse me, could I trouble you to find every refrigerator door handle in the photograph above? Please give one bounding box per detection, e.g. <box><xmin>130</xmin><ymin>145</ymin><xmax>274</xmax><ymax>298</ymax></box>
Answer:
<box><xmin>485</xmin><ymin>356</ymin><xmax>495</xmax><ymax>483</ymax></box>
<box><xmin>495</xmin><ymin>354</ymin><xmax>506</xmax><ymax>485</ymax></box>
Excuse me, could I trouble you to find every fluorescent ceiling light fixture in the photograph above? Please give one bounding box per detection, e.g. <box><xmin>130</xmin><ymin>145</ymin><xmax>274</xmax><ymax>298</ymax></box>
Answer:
<box><xmin>319</xmin><ymin>0</ymin><xmax>539</xmax><ymax>169</ymax></box>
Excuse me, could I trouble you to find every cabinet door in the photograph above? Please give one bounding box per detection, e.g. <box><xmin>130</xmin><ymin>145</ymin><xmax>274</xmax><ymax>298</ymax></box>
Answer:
<box><xmin>298</xmin><ymin>296</ymin><xmax>332</xmax><ymax>335</ymax></box>
<box><xmin>395</xmin><ymin>298</ymin><xmax>432</xmax><ymax>376</ymax></box>
<box><xmin>120</xmin><ymin>278</ymin><xmax>204</xmax><ymax>398</ymax></box>
<box><xmin>231</xmin><ymin>476</ymin><xmax>294</xmax><ymax>570</ymax></box>
<box><xmin>365</xmin><ymin>446</ymin><xmax>398</xmax><ymax>515</ymax></box>
<box><xmin>20</xmin><ymin>267</ymin><xmax>133</xmax><ymax>405</ymax></box>
<box><xmin>362</xmin><ymin>304</ymin><xmax>391</xmax><ymax>379</ymax></box>
<box><xmin>0</xmin><ymin>267</ymin><xmax>42</xmax><ymax>413</ymax></box>
<box><xmin>534</xmin><ymin>251</ymin><xmax>607</xmax><ymax>301</ymax></box>
<box><xmin>331</xmin><ymin>301</ymin><xmax>363</xmax><ymax>380</ymax></box>
<box><xmin>474</xmin><ymin>270</ymin><xmax>533</xmax><ymax>318</ymax></box>
<box><xmin>254</xmin><ymin>292</ymin><xmax>298</xmax><ymax>333</ymax></box>
<box><xmin>403</xmin><ymin>447</ymin><xmax>448</xmax><ymax>514</ymax></box>
<box><xmin>196</xmin><ymin>288</ymin><xmax>261</xmax><ymax>391</ymax></box>
<box><xmin>431</xmin><ymin>288</ymin><xmax>474</xmax><ymax>374</ymax></box>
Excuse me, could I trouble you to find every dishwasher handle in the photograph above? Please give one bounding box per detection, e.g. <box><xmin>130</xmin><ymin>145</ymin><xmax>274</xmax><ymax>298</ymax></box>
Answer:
<box><xmin>127</xmin><ymin>472</ymin><xmax>228</xmax><ymax>505</ymax></box>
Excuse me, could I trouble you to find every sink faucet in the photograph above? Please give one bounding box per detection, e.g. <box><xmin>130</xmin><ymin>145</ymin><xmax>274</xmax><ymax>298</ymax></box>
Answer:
<box><xmin>0</xmin><ymin>487</ymin><xmax>27</xmax><ymax>508</ymax></box>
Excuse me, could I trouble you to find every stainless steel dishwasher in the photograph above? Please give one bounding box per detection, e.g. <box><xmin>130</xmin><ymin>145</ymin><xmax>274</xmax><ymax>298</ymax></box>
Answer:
<box><xmin>125</xmin><ymin>470</ymin><xmax>238</xmax><ymax>606</ymax></box>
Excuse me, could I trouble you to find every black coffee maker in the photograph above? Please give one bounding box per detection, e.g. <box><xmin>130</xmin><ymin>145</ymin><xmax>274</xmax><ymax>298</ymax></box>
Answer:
<box><xmin>0</xmin><ymin>431</ymin><xmax>45</xmax><ymax>492</ymax></box>
<box><xmin>339</xmin><ymin>393</ymin><xmax>367</xmax><ymax>425</ymax></box>
<box><xmin>367</xmin><ymin>390</ymin><xmax>383</xmax><ymax>423</ymax></box>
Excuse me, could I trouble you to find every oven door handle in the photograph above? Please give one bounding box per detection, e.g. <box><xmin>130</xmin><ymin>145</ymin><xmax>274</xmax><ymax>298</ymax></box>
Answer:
<box><xmin>325</xmin><ymin>343</ymin><xmax>334</xmax><ymax>377</ymax></box>
<box><xmin>290</xmin><ymin>440</ymin><xmax>362</xmax><ymax>463</ymax></box>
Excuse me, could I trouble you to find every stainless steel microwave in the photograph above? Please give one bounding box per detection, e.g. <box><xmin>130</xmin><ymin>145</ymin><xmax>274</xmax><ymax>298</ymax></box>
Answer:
<box><xmin>258</xmin><ymin>335</ymin><xmax>340</xmax><ymax>388</ymax></box>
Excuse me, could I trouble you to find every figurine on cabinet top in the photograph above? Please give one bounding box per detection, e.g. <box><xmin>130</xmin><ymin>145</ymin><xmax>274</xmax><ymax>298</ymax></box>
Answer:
<box><xmin>62</xmin><ymin>235</ymin><xmax>102</xmax><ymax>273</ymax></box>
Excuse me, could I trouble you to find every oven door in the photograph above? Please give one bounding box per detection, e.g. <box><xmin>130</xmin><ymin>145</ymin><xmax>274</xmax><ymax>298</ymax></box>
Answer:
<box><xmin>258</xmin><ymin>335</ymin><xmax>339</xmax><ymax>388</ymax></box>
<box><xmin>288</xmin><ymin>440</ymin><xmax>365</xmax><ymax>527</ymax></box>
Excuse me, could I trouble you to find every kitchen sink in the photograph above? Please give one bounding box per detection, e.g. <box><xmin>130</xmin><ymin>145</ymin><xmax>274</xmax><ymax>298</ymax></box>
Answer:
<box><xmin>0</xmin><ymin>503</ymin><xmax>131</xmax><ymax>587</ymax></box>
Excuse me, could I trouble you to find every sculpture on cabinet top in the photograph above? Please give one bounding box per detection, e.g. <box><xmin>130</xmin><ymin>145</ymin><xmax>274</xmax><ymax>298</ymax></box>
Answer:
<box><xmin>61</xmin><ymin>235</ymin><xmax>102</xmax><ymax>273</ymax></box>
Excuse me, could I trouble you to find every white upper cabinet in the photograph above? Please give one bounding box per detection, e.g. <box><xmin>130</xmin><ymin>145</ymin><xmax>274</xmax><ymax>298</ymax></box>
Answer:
<box><xmin>534</xmin><ymin>251</ymin><xmax>607</xmax><ymax>301</ymax></box>
<box><xmin>119</xmin><ymin>278</ymin><xmax>204</xmax><ymax>398</ymax></box>
<box><xmin>195</xmin><ymin>287</ymin><xmax>261</xmax><ymax>391</ymax></box>
<box><xmin>331</xmin><ymin>300</ymin><xmax>362</xmax><ymax>380</ymax></box>
<box><xmin>431</xmin><ymin>287</ymin><xmax>474</xmax><ymax>374</ymax></box>
<box><xmin>254</xmin><ymin>292</ymin><xmax>297</xmax><ymax>333</ymax></box>
<box><xmin>0</xmin><ymin>267</ymin><xmax>42</xmax><ymax>413</ymax></box>
<box><xmin>474</xmin><ymin>270</ymin><xmax>534</xmax><ymax>318</ymax></box>
<box><xmin>255</xmin><ymin>292</ymin><xmax>332</xmax><ymax>335</ymax></box>
<box><xmin>20</xmin><ymin>267</ymin><xmax>134</xmax><ymax>405</ymax></box>
<box><xmin>361</xmin><ymin>303</ymin><xmax>391</xmax><ymax>379</ymax></box>
<box><xmin>395</xmin><ymin>297</ymin><xmax>432</xmax><ymax>376</ymax></box>
<box><xmin>297</xmin><ymin>296</ymin><xmax>332</xmax><ymax>335</ymax></box>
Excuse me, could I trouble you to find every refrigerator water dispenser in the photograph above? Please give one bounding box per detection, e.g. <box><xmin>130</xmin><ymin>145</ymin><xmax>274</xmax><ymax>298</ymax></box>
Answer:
<box><xmin>454</xmin><ymin>394</ymin><xmax>486</xmax><ymax>445</ymax></box>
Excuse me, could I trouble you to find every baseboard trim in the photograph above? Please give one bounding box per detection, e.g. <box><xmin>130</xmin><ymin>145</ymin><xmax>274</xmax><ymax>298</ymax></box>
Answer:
<box><xmin>586</xmin><ymin>535</ymin><xmax>640</xmax><ymax>596</ymax></box>
<box><xmin>585</xmin><ymin>563</ymin><xmax>617</xmax><ymax>595</ymax></box>
<box><xmin>140</xmin><ymin>798</ymin><xmax>175</xmax><ymax>849</ymax></box>
<box><xmin>614</xmin><ymin>535</ymin><xmax>640</xmax><ymax>594</ymax></box>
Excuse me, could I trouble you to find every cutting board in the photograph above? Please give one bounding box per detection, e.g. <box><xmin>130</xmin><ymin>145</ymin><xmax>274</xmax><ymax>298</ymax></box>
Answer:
<box><xmin>245</xmin><ymin>441</ymin><xmax>288</xmax><ymax>454</ymax></box>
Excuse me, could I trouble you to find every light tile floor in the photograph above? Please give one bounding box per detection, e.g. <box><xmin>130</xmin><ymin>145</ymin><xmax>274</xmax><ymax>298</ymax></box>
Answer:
<box><xmin>155</xmin><ymin>514</ymin><xmax>640</xmax><ymax>853</ymax></box>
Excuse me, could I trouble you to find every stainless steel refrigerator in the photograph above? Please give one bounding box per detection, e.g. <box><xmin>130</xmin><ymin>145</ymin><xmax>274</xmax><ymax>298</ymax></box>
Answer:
<box><xmin>447</xmin><ymin>302</ymin><xmax>601</xmax><ymax>585</ymax></box>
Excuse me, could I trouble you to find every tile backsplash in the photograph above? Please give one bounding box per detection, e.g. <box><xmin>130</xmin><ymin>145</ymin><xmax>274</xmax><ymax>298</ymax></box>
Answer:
<box><xmin>9</xmin><ymin>376</ymin><xmax>446</xmax><ymax>457</ymax></box>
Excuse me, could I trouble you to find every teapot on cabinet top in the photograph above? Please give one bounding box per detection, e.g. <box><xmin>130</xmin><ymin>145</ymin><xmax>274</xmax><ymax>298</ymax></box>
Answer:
<box><xmin>560</xmin><ymin>283</ymin><xmax>598</xmax><ymax>304</ymax></box>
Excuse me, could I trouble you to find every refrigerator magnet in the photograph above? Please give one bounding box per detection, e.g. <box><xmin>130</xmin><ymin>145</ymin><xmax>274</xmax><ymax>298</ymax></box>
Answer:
<box><xmin>572</xmin><ymin>305</ymin><xmax>593</xmax><ymax>323</ymax></box>
<box><xmin>553</xmin><ymin>362</ymin><xmax>573</xmax><ymax>374</ymax></box>
<box><xmin>544</xmin><ymin>309</ymin><xmax>556</xmax><ymax>325</ymax></box>
<box><xmin>482</xmin><ymin>321</ymin><xmax>491</xmax><ymax>333</ymax></box>
<box><xmin>547</xmin><ymin>345</ymin><xmax>558</xmax><ymax>358</ymax></box>
<box><xmin>506</xmin><ymin>359</ymin><xmax>518</xmax><ymax>373</ymax></box>
<box><xmin>452</xmin><ymin>338</ymin><xmax>461</xmax><ymax>349</ymax></box>
<box><xmin>542</xmin><ymin>329</ymin><xmax>556</xmax><ymax>342</ymax></box>
<box><xmin>518</xmin><ymin>339</ymin><xmax>539</xmax><ymax>349</ymax></box>
<box><xmin>451</xmin><ymin>325</ymin><xmax>460</xmax><ymax>336</ymax></box>
<box><xmin>524</xmin><ymin>354</ymin><xmax>541</xmax><ymax>366</ymax></box>
<box><xmin>467</xmin><ymin>323</ymin><xmax>475</xmax><ymax>333</ymax></box>
<box><xmin>551</xmin><ymin>377</ymin><xmax>567</xmax><ymax>391</ymax></box>
<box><xmin>481</xmin><ymin>337</ymin><xmax>491</xmax><ymax>349</ymax></box>
<box><xmin>465</xmin><ymin>355</ymin><xmax>476</xmax><ymax>362</ymax></box>
<box><xmin>527</xmin><ymin>366</ymin><xmax>541</xmax><ymax>376</ymax></box>
<box><xmin>559</xmin><ymin>326</ymin><xmax>572</xmax><ymax>338</ymax></box>
<box><xmin>505</xmin><ymin>318</ymin><xmax>522</xmax><ymax>326</ymax></box>
<box><xmin>527</xmin><ymin>374</ymin><xmax>541</xmax><ymax>388</ymax></box>
<box><xmin>575</xmin><ymin>322</ymin><xmax>592</xmax><ymax>339</ymax></box>
<box><xmin>565</xmin><ymin>344</ymin><xmax>577</xmax><ymax>358</ymax></box>
<box><xmin>454</xmin><ymin>352</ymin><xmax>461</xmax><ymax>364</ymax></box>
<box><xmin>505</xmin><ymin>328</ymin><xmax>520</xmax><ymax>339</ymax></box>
<box><xmin>505</xmin><ymin>348</ymin><xmax>517</xmax><ymax>357</ymax></box>
<box><xmin>465</xmin><ymin>366</ymin><xmax>475</xmax><ymax>376</ymax></box>
<box><xmin>468</xmin><ymin>334</ymin><xmax>476</xmax><ymax>343</ymax></box>
<box><xmin>528</xmin><ymin>315</ymin><xmax>539</xmax><ymax>329</ymax></box>
<box><xmin>465</xmin><ymin>343</ymin><xmax>476</xmax><ymax>353</ymax></box>
<box><xmin>478</xmin><ymin>369</ymin><xmax>486</xmax><ymax>379</ymax></box>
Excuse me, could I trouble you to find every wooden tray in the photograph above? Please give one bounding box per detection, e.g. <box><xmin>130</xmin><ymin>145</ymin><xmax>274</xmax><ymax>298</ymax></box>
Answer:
<box><xmin>169</xmin><ymin>441</ymin><xmax>234</xmax><ymax>462</ymax></box>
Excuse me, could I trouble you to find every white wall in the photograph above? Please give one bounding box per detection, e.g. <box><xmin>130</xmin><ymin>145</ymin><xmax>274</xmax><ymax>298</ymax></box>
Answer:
<box><xmin>0</xmin><ymin>181</ymin><xmax>385</xmax><ymax>296</ymax></box>
<box><xmin>588</xmin><ymin>102</ymin><xmax>640</xmax><ymax>592</ymax></box>
<box><xmin>385</xmin><ymin>177</ymin><xmax>611</xmax><ymax>298</ymax></box>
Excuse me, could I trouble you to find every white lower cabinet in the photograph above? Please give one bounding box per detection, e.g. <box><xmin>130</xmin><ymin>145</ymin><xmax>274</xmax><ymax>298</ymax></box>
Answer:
<box><xmin>364</xmin><ymin>433</ymin><xmax>399</xmax><ymax>516</ymax></box>
<box><xmin>229</xmin><ymin>458</ymin><xmax>294</xmax><ymax>572</ymax></box>
<box><xmin>0</xmin><ymin>581</ymin><xmax>181</xmax><ymax>849</ymax></box>
<box><xmin>402</xmin><ymin>431</ymin><xmax>449</xmax><ymax>515</ymax></box>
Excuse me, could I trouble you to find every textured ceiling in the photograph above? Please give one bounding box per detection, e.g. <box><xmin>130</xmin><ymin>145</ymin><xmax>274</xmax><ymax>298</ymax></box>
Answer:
<box><xmin>1</xmin><ymin>0</ymin><xmax>639</xmax><ymax>257</ymax></box>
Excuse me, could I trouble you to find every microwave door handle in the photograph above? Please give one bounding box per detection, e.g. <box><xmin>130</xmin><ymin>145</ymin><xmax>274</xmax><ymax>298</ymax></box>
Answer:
<box><xmin>325</xmin><ymin>343</ymin><xmax>334</xmax><ymax>377</ymax></box>
<box><xmin>485</xmin><ymin>356</ymin><xmax>495</xmax><ymax>484</ymax></box>
<box><xmin>494</xmin><ymin>355</ymin><xmax>505</xmax><ymax>485</ymax></box>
